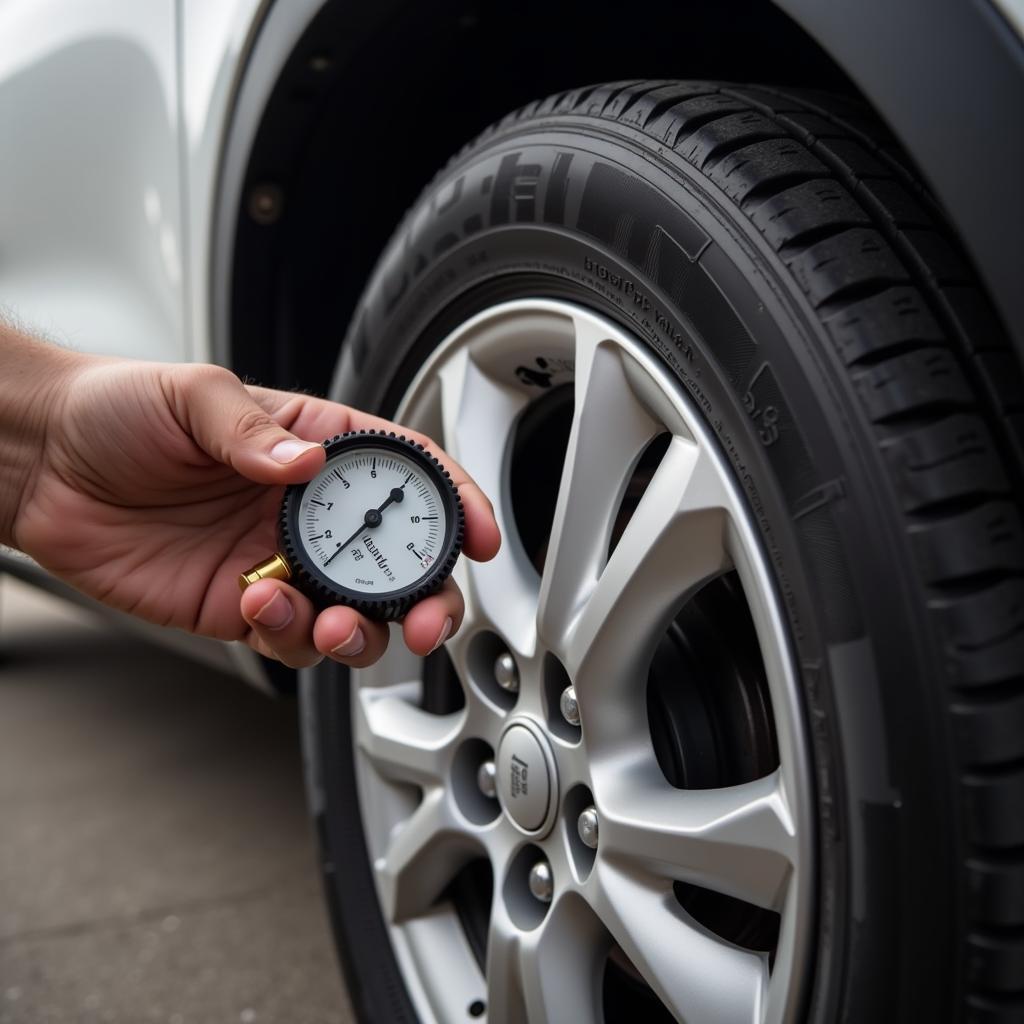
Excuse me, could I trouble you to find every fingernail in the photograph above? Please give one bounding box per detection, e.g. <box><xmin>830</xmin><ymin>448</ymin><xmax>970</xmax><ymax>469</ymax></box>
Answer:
<box><xmin>253</xmin><ymin>590</ymin><xmax>293</xmax><ymax>630</ymax></box>
<box><xmin>332</xmin><ymin>626</ymin><xmax>366</xmax><ymax>659</ymax></box>
<box><xmin>270</xmin><ymin>439</ymin><xmax>321</xmax><ymax>464</ymax></box>
<box><xmin>430</xmin><ymin>616</ymin><xmax>454</xmax><ymax>654</ymax></box>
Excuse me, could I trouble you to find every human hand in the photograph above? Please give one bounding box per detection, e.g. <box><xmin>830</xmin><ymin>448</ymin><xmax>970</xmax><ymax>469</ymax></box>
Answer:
<box><xmin>11</xmin><ymin>355</ymin><xmax>500</xmax><ymax>668</ymax></box>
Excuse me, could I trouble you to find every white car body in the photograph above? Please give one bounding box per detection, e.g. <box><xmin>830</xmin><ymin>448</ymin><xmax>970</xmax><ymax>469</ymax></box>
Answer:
<box><xmin>0</xmin><ymin>0</ymin><xmax>264</xmax><ymax>365</ymax></box>
<box><xmin>0</xmin><ymin>1</ymin><xmax>272</xmax><ymax>683</ymax></box>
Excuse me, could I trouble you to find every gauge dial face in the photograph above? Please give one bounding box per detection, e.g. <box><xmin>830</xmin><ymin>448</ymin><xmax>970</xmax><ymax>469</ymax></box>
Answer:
<box><xmin>297</xmin><ymin>446</ymin><xmax>448</xmax><ymax>595</ymax></box>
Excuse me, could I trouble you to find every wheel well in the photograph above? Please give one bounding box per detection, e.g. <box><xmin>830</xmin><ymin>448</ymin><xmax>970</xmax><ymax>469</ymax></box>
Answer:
<box><xmin>226</xmin><ymin>0</ymin><xmax>858</xmax><ymax>392</ymax></box>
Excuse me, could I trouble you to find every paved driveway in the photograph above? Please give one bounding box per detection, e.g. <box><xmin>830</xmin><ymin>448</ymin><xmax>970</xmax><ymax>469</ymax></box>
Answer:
<box><xmin>0</xmin><ymin>578</ymin><xmax>353</xmax><ymax>1024</ymax></box>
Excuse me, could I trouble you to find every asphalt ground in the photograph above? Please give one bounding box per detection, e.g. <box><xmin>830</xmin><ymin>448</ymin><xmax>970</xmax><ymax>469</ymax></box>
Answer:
<box><xmin>0</xmin><ymin>577</ymin><xmax>354</xmax><ymax>1024</ymax></box>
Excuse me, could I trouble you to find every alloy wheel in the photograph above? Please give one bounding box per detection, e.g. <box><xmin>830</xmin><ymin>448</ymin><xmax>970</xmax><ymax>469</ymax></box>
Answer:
<box><xmin>350</xmin><ymin>299</ymin><xmax>814</xmax><ymax>1023</ymax></box>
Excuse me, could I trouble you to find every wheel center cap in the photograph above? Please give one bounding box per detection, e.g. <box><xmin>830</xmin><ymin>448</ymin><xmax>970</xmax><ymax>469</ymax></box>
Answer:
<box><xmin>496</xmin><ymin>719</ymin><xmax>557</xmax><ymax>834</ymax></box>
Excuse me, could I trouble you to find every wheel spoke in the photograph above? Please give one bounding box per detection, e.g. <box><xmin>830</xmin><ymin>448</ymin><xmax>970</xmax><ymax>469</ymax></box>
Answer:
<box><xmin>376</xmin><ymin>787</ymin><xmax>474</xmax><ymax>923</ymax></box>
<box><xmin>355</xmin><ymin>682</ymin><xmax>461</xmax><ymax>788</ymax></box>
<box><xmin>568</xmin><ymin>434</ymin><xmax>732</xmax><ymax>693</ymax></box>
<box><xmin>438</xmin><ymin>348</ymin><xmax>538</xmax><ymax>654</ymax></box>
<box><xmin>537</xmin><ymin>324</ymin><xmax>661</xmax><ymax>648</ymax></box>
<box><xmin>484</xmin><ymin>902</ymin><xmax>527</xmax><ymax>1024</ymax></box>
<box><xmin>592</xmin><ymin>864</ymin><xmax>767</xmax><ymax>1024</ymax></box>
<box><xmin>519</xmin><ymin>895</ymin><xmax>607</xmax><ymax>1024</ymax></box>
<box><xmin>597</xmin><ymin>764</ymin><xmax>796</xmax><ymax>911</ymax></box>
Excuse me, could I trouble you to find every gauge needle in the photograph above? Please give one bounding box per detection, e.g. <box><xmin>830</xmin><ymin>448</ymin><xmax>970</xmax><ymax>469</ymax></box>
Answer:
<box><xmin>323</xmin><ymin>525</ymin><xmax>365</xmax><ymax>566</ymax></box>
<box><xmin>324</xmin><ymin>487</ymin><xmax>405</xmax><ymax>567</ymax></box>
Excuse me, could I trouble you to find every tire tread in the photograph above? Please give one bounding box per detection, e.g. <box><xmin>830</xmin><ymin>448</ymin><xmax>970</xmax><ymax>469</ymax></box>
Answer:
<box><xmin>420</xmin><ymin>76</ymin><xmax>1023</xmax><ymax>1011</ymax></box>
<box><xmin>526</xmin><ymin>79</ymin><xmax>1024</xmax><ymax>1008</ymax></box>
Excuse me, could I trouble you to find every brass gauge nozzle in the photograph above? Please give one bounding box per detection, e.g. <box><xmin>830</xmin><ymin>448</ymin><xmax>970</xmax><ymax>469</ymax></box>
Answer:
<box><xmin>238</xmin><ymin>553</ymin><xmax>292</xmax><ymax>591</ymax></box>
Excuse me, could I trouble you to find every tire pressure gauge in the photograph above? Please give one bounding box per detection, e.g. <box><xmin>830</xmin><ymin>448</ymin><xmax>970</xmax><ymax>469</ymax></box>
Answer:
<box><xmin>239</xmin><ymin>431</ymin><xmax>464</xmax><ymax>621</ymax></box>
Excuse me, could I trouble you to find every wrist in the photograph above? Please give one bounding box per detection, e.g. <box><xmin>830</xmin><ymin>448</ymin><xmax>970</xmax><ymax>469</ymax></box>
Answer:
<box><xmin>0</xmin><ymin>322</ymin><xmax>83</xmax><ymax>548</ymax></box>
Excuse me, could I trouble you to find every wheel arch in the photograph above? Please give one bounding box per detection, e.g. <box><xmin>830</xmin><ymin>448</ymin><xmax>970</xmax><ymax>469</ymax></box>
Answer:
<box><xmin>773</xmin><ymin>0</ymin><xmax>1024</xmax><ymax>355</ymax></box>
<box><xmin>212</xmin><ymin>0</ymin><xmax>1024</xmax><ymax>395</ymax></box>
<box><xmin>212</xmin><ymin>0</ymin><xmax>848</xmax><ymax>391</ymax></box>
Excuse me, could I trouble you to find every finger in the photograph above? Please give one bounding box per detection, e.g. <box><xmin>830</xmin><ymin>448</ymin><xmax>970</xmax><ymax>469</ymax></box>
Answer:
<box><xmin>402</xmin><ymin>578</ymin><xmax>465</xmax><ymax>657</ymax></box>
<box><xmin>312</xmin><ymin>604</ymin><xmax>390</xmax><ymax>669</ymax></box>
<box><xmin>240</xmin><ymin>578</ymin><xmax>323</xmax><ymax>668</ymax></box>
<box><xmin>168</xmin><ymin>365</ymin><xmax>325</xmax><ymax>484</ymax></box>
<box><xmin>453</xmin><ymin>480</ymin><xmax>501</xmax><ymax>564</ymax></box>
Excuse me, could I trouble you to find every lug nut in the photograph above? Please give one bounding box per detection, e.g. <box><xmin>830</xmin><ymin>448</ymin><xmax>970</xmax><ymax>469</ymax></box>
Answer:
<box><xmin>577</xmin><ymin>806</ymin><xmax>599</xmax><ymax>849</ymax></box>
<box><xmin>559</xmin><ymin>685</ymin><xmax>580</xmax><ymax>727</ymax></box>
<box><xmin>528</xmin><ymin>859</ymin><xmax>553</xmax><ymax>903</ymax></box>
<box><xmin>477</xmin><ymin>760</ymin><xmax>497</xmax><ymax>799</ymax></box>
<box><xmin>494</xmin><ymin>652</ymin><xmax>519</xmax><ymax>693</ymax></box>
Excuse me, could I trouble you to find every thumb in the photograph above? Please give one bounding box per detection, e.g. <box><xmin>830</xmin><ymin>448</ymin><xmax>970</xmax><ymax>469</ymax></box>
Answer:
<box><xmin>172</xmin><ymin>365</ymin><xmax>325</xmax><ymax>483</ymax></box>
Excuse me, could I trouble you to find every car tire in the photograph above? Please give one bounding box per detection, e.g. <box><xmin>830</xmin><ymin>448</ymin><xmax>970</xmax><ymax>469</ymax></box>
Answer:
<box><xmin>302</xmin><ymin>81</ymin><xmax>1024</xmax><ymax>1023</ymax></box>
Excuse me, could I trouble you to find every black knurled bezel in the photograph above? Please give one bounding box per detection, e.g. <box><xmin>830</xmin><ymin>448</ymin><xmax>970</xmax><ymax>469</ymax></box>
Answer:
<box><xmin>278</xmin><ymin>430</ymin><xmax>464</xmax><ymax>621</ymax></box>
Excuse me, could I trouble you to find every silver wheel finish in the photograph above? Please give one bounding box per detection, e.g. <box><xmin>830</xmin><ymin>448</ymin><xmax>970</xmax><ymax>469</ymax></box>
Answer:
<box><xmin>351</xmin><ymin>300</ymin><xmax>814</xmax><ymax>1023</ymax></box>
